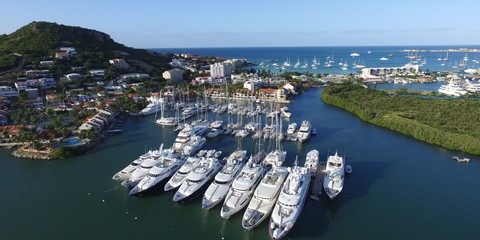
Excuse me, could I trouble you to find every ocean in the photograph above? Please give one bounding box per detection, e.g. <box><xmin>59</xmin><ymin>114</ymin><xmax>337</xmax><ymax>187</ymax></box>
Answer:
<box><xmin>1</xmin><ymin>46</ymin><xmax>480</xmax><ymax>240</ymax></box>
<box><xmin>153</xmin><ymin>45</ymin><xmax>480</xmax><ymax>75</ymax></box>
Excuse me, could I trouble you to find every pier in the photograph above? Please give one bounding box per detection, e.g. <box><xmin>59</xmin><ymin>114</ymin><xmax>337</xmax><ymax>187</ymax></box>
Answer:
<box><xmin>310</xmin><ymin>162</ymin><xmax>325</xmax><ymax>201</ymax></box>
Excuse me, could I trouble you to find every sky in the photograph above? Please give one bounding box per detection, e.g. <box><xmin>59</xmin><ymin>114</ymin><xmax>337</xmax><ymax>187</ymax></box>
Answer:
<box><xmin>1</xmin><ymin>0</ymin><xmax>479</xmax><ymax>49</ymax></box>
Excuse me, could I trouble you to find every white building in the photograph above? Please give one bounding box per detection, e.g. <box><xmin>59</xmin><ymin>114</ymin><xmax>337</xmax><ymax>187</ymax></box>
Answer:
<box><xmin>109</xmin><ymin>59</ymin><xmax>130</xmax><ymax>69</ymax></box>
<box><xmin>360</xmin><ymin>64</ymin><xmax>420</xmax><ymax>79</ymax></box>
<box><xmin>243</xmin><ymin>80</ymin><xmax>262</xmax><ymax>91</ymax></box>
<box><xmin>120</xmin><ymin>73</ymin><xmax>149</xmax><ymax>81</ymax></box>
<box><xmin>210</xmin><ymin>63</ymin><xmax>233</xmax><ymax>78</ymax></box>
<box><xmin>163</xmin><ymin>69</ymin><xmax>184</xmax><ymax>82</ymax></box>
<box><xmin>40</xmin><ymin>61</ymin><xmax>55</xmax><ymax>68</ymax></box>
<box><xmin>64</xmin><ymin>73</ymin><xmax>83</xmax><ymax>81</ymax></box>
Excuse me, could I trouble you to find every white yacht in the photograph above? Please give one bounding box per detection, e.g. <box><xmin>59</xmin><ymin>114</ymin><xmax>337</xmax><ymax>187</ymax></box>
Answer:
<box><xmin>172</xmin><ymin>125</ymin><xmax>193</xmax><ymax>152</ymax></box>
<box><xmin>138</xmin><ymin>102</ymin><xmax>161</xmax><ymax>116</ymax></box>
<box><xmin>210</xmin><ymin>120</ymin><xmax>223</xmax><ymax>129</ymax></box>
<box><xmin>380</xmin><ymin>56</ymin><xmax>389</xmax><ymax>61</ymax></box>
<box><xmin>121</xmin><ymin>148</ymin><xmax>170</xmax><ymax>188</ymax></box>
<box><xmin>464</xmin><ymin>80</ymin><xmax>480</xmax><ymax>93</ymax></box>
<box><xmin>286</xmin><ymin>123</ymin><xmax>297</xmax><ymax>135</ymax></box>
<box><xmin>129</xmin><ymin>152</ymin><xmax>185</xmax><ymax>195</ymax></box>
<box><xmin>323</xmin><ymin>152</ymin><xmax>345</xmax><ymax>200</ymax></box>
<box><xmin>280</xmin><ymin>107</ymin><xmax>291</xmax><ymax>118</ymax></box>
<box><xmin>182</xmin><ymin>135</ymin><xmax>206</xmax><ymax>156</ymax></box>
<box><xmin>296</xmin><ymin>120</ymin><xmax>312</xmax><ymax>143</ymax></box>
<box><xmin>220</xmin><ymin>159</ymin><xmax>264</xmax><ymax>219</ymax></box>
<box><xmin>264</xmin><ymin>150</ymin><xmax>287</xmax><ymax>167</ymax></box>
<box><xmin>304</xmin><ymin>149</ymin><xmax>319</xmax><ymax>174</ymax></box>
<box><xmin>242</xmin><ymin>165</ymin><xmax>289</xmax><ymax>230</ymax></box>
<box><xmin>206</xmin><ymin>128</ymin><xmax>221</xmax><ymax>138</ymax></box>
<box><xmin>269</xmin><ymin>164</ymin><xmax>311</xmax><ymax>240</ymax></box>
<box><xmin>235</xmin><ymin>129</ymin><xmax>251</xmax><ymax>138</ymax></box>
<box><xmin>202</xmin><ymin>154</ymin><xmax>246</xmax><ymax>209</ymax></box>
<box><xmin>155</xmin><ymin>117</ymin><xmax>177</xmax><ymax>126</ymax></box>
<box><xmin>350</xmin><ymin>52</ymin><xmax>360</xmax><ymax>57</ymax></box>
<box><xmin>164</xmin><ymin>156</ymin><xmax>202</xmax><ymax>191</ymax></box>
<box><xmin>181</xmin><ymin>106</ymin><xmax>198</xmax><ymax>119</ymax></box>
<box><xmin>438</xmin><ymin>81</ymin><xmax>468</xmax><ymax>97</ymax></box>
<box><xmin>112</xmin><ymin>150</ymin><xmax>157</xmax><ymax>181</ymax></box>
<box><xmin>138</xmin><ymin>95</ymin><xmax>164</xmax><ymax>116</ymax></box>
<box><xmin>173</xmin><ymin>157</ymin><xmax>223</xmax><ymax>202</ymax></box>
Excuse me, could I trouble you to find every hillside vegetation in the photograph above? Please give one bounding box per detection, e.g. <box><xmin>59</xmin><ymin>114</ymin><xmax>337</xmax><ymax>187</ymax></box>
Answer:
<box><xmin>0</xmin><ymin>21</ymin><xmax>170</xmax><ymax>73</ymax></box>
<box><xmin>321</xmin><ymin>83</ymin><xmax>480</xmax><ymax>155</ymax></box>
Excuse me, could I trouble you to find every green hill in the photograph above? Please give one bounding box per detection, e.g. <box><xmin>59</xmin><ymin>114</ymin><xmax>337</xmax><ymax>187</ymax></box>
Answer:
<box><xmin>0</xmin><ymin>21</ymin><xmax>171</xmax><ymax>74</ymax></box>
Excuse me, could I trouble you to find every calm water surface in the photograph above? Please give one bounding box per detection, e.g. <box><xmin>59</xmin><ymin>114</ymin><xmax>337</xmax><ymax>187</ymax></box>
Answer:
<box><xmin>1</xmin><ymin>88</ymin><xmax>479</xmax><ymax>240</ymax></box>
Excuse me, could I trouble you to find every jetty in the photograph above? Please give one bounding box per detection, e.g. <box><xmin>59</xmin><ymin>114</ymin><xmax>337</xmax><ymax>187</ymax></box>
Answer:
<box><xmin>310</xmin><ymin>162</ymin><xmax>325</xmax><ymax>201</ymax></box>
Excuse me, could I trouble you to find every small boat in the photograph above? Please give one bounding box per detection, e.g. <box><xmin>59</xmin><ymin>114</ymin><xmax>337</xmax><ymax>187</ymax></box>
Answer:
<box><xmin>280</xmin><ymin>107</ymin><xmax>291</xmax><ymax>118</ymax></box>
<box><xmin>453</xmin><ymin>156</ymin><xmax>470</xmax><ymax>163</ymax></box>
<box><xmin>286</xmin><ymin>123</ymin><xmax>297</xmax><ymax>135</ymax></box>
<box><xmin>206</xmin><ymin>128</ymin><xmax>221</xmax><ymax>138</ymax></box>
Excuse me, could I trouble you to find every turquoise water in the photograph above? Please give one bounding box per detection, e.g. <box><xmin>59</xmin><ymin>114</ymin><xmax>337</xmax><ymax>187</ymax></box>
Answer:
<box><xmin>1</xmin><ymin>88</ymin><xmax>479</xmax><ymax>240</ymax></box>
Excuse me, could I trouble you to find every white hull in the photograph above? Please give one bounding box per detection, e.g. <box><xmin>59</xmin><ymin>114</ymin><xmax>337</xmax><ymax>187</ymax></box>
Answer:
<box><xmin>242</xmin><ymin>167</ymin><xmax>289</xmax><ymax>230</ymax></box>
<box><xmin>221</xmin><ymin>163</ymin><xmax>264</xmax><ymax>219</ymax></box>
<box><xmin>323</xmin><ymin>152</ymin><xmax>345</xmax><ymax>200</ymax></box>
<box><xmin>202</xmin><ymin>154</ymin><xmax>246</xmax><ymax>209</ymax></box>
<box><xmin>173</xmin><ymin>158</ymin><xmax>222</xmax><ymax>202</ymax></box>
<box><xmin>269</xmin><ymin>166</ymin><xmax>311</xmax><ymax>240</ymax></box>
<box><xmin>164</xmin><ymin>157</ymin><xmax>202</xmax><ymax>191</ymax></box>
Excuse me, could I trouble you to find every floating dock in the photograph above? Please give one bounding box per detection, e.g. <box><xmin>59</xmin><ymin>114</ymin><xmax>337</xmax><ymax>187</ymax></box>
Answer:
<box><xmin>310</xmin><ymin>162</ymin><xmax>325</xmax><ymax>201</ymax></box>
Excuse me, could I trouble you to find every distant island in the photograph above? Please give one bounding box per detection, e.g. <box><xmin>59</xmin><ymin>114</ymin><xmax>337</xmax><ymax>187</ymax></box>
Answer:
<box><xmin>321</xmin><ymin>83</ymin><xmax>480</xmax><ymax>156</ymax></box>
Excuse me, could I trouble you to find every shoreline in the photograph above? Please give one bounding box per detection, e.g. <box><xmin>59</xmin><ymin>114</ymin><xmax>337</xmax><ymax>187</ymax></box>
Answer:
<box><xmin>321</xmin><ymin>83</ymin><xmax>480</xmax><ymax>156</ymax></box>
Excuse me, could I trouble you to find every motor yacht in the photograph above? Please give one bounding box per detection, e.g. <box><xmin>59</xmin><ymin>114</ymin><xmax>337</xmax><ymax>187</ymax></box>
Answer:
<box><xmin>202</xmin><ymin>149</ymin><xmax>247</xmax><ymax>209</ymax></box>
<box><xmin>323</xmin><ymin>152</ymin><xmax>345</xmax><ymax>199</ymax></box>
<box><xmin>269</xmin><ymin>164</ymin><xmax>311</xmax><ymax>240</ymax></box>
<box><xmin>296</xmin><ymin>120</ymin><xmax>312</xmax><ymax>143</ymax></box>
<box><xmin>438</xmin><ymin>81</ymin><xmax>468</xmax><ymax>97</ymax></box>
<box><xmin>242</xmin><ymin>165</ymin><xmax>289</xmax><ymax>230</ymax></box>
<box><xmin>173</xmin><ymin>156</ymin><xmax>223</xmax><ymax>203</ymax></box>
<box><xmin>112</xmin><ymin>149</ymin><xmax>158</xmax><ymax>181</ymax></box>
<box><xmin>129</xmin><ymin>152</ymin><xmax>185</xmax><ymax>195</ymax></box>
<box><xmin>286</xmin><ymin>123</ymin><xmax>297</xmax><ymax>135</ymax></box>
<box><xmin>164</xmin><ymin>156</ymin><xmax>202</xmax><ymax>191</ymax></box>
<box><xmin>121</xmin><ymin>148</ymin><xmax>170</xmax><ymax>188</ymax></box>
<box><xmin>220</xmin><ymin>159</ymin><xmax>264</xmax><ymax>219</ymax></box>
<box><xmin>304</xmin><ymin>149</ymin><xmax>319</xmax><ymax>174</ymax></box>
<box><xmin>182</xmin><ymin>135</ymin><xmax>206</xmax><ymax>156</ymax></box>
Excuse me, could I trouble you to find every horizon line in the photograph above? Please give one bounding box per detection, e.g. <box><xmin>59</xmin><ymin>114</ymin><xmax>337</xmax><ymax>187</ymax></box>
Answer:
<box><xmin>145</xmin><ymin>44</ymin><xmax>480</xmax><ymax>50</ymax></box>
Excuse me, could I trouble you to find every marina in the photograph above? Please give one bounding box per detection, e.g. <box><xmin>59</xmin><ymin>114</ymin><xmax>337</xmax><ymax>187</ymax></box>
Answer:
<box><xmin>1</xmin><ymin>85</ymin><xmax>479</xmax><ymax>240</ymax></box>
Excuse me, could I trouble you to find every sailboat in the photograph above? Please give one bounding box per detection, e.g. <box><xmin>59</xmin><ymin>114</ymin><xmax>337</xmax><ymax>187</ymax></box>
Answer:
<box><xmin>155</xmin><ymin>93</ymin><xmax>178</xmax><ymax>126</ymax></box>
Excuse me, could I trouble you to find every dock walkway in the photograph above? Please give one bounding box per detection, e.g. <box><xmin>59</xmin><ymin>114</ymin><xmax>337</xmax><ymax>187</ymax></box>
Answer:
<box><xmin>310</xmin><ymin>162</ymin><xmax>325</xmax><ymax>201</ymax></box>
